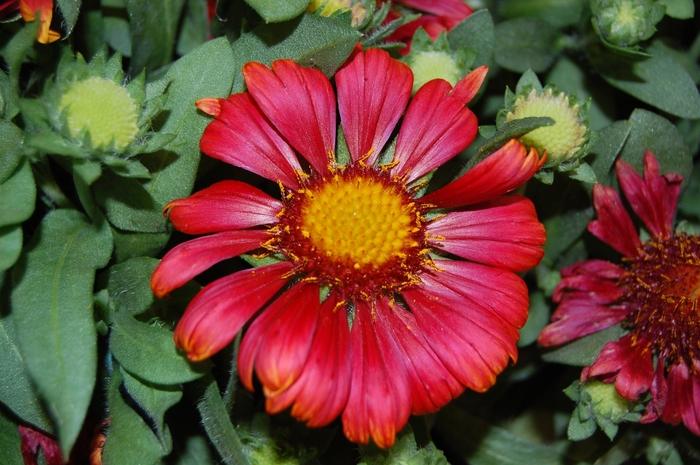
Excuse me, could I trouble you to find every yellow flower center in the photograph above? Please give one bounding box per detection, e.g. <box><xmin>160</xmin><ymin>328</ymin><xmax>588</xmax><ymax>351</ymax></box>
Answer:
<box><xmin>300</xmin><ymin>175</ymin><xmax>417</xmax><ymax>268</ymax></box>
<box><xmin>269</xmin><ymin>166</ymin><xmax>429</xmax><ymax>299</ymax></box>
<box><xmin>59</xmin><ymin>77</ymin><xmax>139</xmax><ymax>151</ymax></box>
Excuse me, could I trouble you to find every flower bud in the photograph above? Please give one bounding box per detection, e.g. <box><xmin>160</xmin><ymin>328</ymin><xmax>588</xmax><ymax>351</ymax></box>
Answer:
<box><xmin>591</xmin><ymin>0</ymin><xmax>665</xmax><ymax>47</ymax></box>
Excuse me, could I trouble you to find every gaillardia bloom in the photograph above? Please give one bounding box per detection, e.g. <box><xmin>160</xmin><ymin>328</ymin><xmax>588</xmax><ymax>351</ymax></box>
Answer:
<box><xmin>0</xmin><ymin>0</ymin><xmax>60</xmax><ymax>43</ymax></box>
<box><xmin>152</xmin><ymin>49</ymin><xmax>546</xmax><ymax>446</ymax></box>
<box><xmin>539</xmin><ymin>151</ymin><xmax>700</xmax><ymax>436</ymax></box>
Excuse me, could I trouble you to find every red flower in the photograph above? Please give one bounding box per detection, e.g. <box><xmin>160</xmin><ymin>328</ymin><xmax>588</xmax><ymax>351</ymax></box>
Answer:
<box><xmin>19</xmin><ymin>425</ymin><xmax>63</xmax><ymax>465</ymax></box>
<box><xmin>387</xmin><ymin>0</ymin><xmax>472</xmax><ymax>54</ymax></box>
<box><xmin>539</xmin><ymin>151</ymin><xmax>700</xmax><ymax>436</ymax></box>
<box><xmin>0</xmin><ymin>0</ymin><xmax>60</xmax><ymax>43</ymax></box>
<box><xmin>152</xmin><ymin>49</ymin><xmax>545</xmax><ymax>447</ymax></box>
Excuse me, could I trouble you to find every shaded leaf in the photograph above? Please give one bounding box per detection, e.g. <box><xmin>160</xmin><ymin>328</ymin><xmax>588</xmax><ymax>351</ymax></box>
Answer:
<box><xmin>108</xmin><ymin>257</ymin><xmax>159</xmax><ymax>316</ymax></box>
<box><xmin>244</xmin><ymin>0</ymin><xmax>309</xmax><ymax>23</ymax></box>
<box><xmin>0</xmin><ymin>161</ymin><xmax>36</xmax><ymax>228</ymax></box>
<box><xmin>125</xmin><ymin>0</ymin><xmax>186</xmax><ymax>74</ymax></box>
<box><xmin>542</xmin><ymin>325</ymin><xmax>625</xmax><ymax>366</ymax></box>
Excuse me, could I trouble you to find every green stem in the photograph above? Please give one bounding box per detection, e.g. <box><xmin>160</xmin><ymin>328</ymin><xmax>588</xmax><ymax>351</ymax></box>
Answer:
<box><xmin>690</xmin><ymin>31</ymin><xmax>700</xmax><ymax>61</ymax></box>
<box><xmin>222</xmin><ymin>332</ymin><xmax>242</xmax><ymax>413</ymax></box>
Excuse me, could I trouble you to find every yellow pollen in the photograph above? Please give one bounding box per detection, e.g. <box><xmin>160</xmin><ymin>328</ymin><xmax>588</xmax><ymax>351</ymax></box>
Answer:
<box><xmin>300</xmin><ymin>176</ymin><xmax>415</xmax><ymax>268</ymax></box>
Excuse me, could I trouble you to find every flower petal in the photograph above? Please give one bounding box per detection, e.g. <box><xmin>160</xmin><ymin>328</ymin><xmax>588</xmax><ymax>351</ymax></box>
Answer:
<box><xmin>241</xmin><ymin>283</ymin><xmax>322</xmax><ymax>395</ymax></box>
<box><xmin>264</xmin><ymin>292</ymin><xmax>352</xmax><ymax>428</ymax></box>
<box><xmin>397</xmin><ymin>0</ymin><xmax>472</xmax><ymax>23</ymax></box>
<box><xmin>19</xmin><ymin>425</ymin><xmax>62</xmax><ymax>465</ymax></box>
<box><xmin>421</xmin><ymin>139</ymin><xmax>544</xmax><ymax>209</ymax></box>
<box><xmin>428</xmin><ymin>195</ymin><xmax>545</xmax><ymax>272</ymax></box>
<box><xmin>588</xmin><ymin>184</ymin><xmax>641</xmax><ymax>257</ymax></box>
<box><xmin>174</xmin><ymin>262</ymin><xmax>293</xmax><ymax>362</ymax></box>
<box><xmin>380</xmin><ymin>298</ymin><xmax>463</xmax><ymax>415</ymax></box>
<box><xmin>391</xmin><ymin>76</ymin><xmax>479</xmax><ymax>183</ymax></box>
<box><xmin>342</xmin><ymin>301</ymin><xmax>411</xmax><ymax>448</ymax></box>
<box><xmin>244</xmin><ymin>60</ymin><xmax>336</xmax><ymax>174</ymax></box>
<box><xmin>20</xmin><ymin>0</ymin><xmax>60</xmax><ymax>43</ymax></box>
<box><xmin>151</xmin><ymin>230</ymin><xmax>267</xmax><ymax>298</ymax></box>
<box><xmin>166</xmin><ymin>180</ymin><xmax>282</xmax><ymax>235</ymax></box>
<box><xmin>582</xmin><ymin>334</ymin><xmax>654</xmax><ymax>400</ymax></box>
<box><xmin>200</xmin><ymin>93</ymin><xmax>302</xmax><ymax>188</ymax></box>
<box><xmin>336</xmin><ymin>49</ymin><xmax>412</xmax><ymax>164</ymax></box>
<box><xmin>615</xmin><ymin>151</ymin><xmax>682</xmax><ymax>240</ymax></box>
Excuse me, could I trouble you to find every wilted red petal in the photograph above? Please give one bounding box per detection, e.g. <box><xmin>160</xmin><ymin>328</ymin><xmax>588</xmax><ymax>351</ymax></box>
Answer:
<box><xmin>427</xmin><ymin>195</ymin><xmax>545</xmax><ymax>272</ymax></box>
<box><xmin>588</xmin><ymin>184</ymin><xmax>641</xmax><ymax>257</ymax></box>
<box><xmin>342</xmin><ymin>301</ymin><xmax>411</xmax><ymax>448</ymax></box>
<box><xmin>174</xmin><ymin>262</ymin><xmax>293</xmax><ymax>361</ymax></box>
<box><xmin>200</xmin><ymin>93</ymin><xmax>302</xmax><ymax>188</ymax></box>
<box><xmin>19</xmin><ymin>425</ymin><xmax>62</xmax><ymax>465</ymax></box>
<box><xmin>391</xmin><ymin>77</ymin><xmax>478</xmax><ymax>183</ymax></box>
<box><xmin>264</xmin><ymin>292</ymin><xmax>351</xmax><ymax>427</ymax></box>
<box><xmin>615</xmin><ymin>151</ymin><xmax>682</xmax><ymax>240</ymax></box>
<box><xmin>151</xmin><ymin>230</ymin><xmax>267</xmax><ymax>298</ymax></box>
<box><xmin>336</xmin><ymin>48</ymin><xmax>412</xmax><ymax>164</ymax></box>
<box><xmin>421</xmin><ymin>140</ymin><xmax>544</xmax><ymax>209</ymax></box>
<box><xmin>244</xmin><ymin>60</ymin><xmax>336</xmax><ymax>175</ymax></box>
<box><xmin>165</xmin><ymin>180</ymin><xmax>282</xmax><ymax>235</ymax></box>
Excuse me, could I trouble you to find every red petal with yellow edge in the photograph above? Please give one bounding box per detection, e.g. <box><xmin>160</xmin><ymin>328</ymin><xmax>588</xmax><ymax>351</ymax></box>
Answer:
<box><xmin>19</xmin><ymin>0</ymin><xmax>60</xmax><ymax>43</ymax></box>
<box><xmin>242</xmin><ymin>283</ymin><xmax>322</xmax><ymax>395</ymax></box>
<box><xmin>264</xmin><ymin>292</ymin><xmax>351</xmax><ymax>428</ymax></box>
<box><xmin>166</xmin><ymin>180</ymin><xmax>282</xmax><ymax>235</ymax></box>
<box><xmin>379</xmin><ymin>298</ymin><xmax>463</xmax><ymax>415</ymax></box>
<box><xmin>615</xmin><ymin>151</ymin><xmax>682</xmax><ymax>240</ymax></box>
<box><xmin>582</xmin><ymin>334</ymin><xmax>654</xmax><ymax>401</ymax></box>
<box><xmin>421</xmin><ymin>140</ymin><xmax>544</xmax><ymax>209</ymax></box>
<box><xmin>244</xmin><ymin>60</ymin><xmax>336</xmax><ymax>175</ymax></box>
<box><xmin>427</xmin><ymin>195</ymin><xmax>545</xmax><ymax>272</ymax></box>
<box><xmin>151</xmin><ymin>230</ymin><xmax>266</xmax><ymax>298</ymax></box>
<box><xmin>391</xmin><ymin>78</ymin><xmax>478</xmax><ymax>183</ymax></box>
<box><xmin>342</xmin><ymin>301</ymin><xmax>411</xmax><ymax>448</ymax></box>
<box><xmin>336</xmin><ymin>49</ymin><xmax>412</xmax><ymax>164</ymax></box>
<box><xmin>200</xmin><ymin>93</ymin><xmax>302</xmax><ymax>188</ymax></box>
<box><xmin>588</xmin><ymin>184</ymin><xmax>641</xmax><ymax>257</ymax></box>
<box><xmin>173</xmin><ymin>262</ymin><xmax>293</xmax><ymax>362</ymax></box>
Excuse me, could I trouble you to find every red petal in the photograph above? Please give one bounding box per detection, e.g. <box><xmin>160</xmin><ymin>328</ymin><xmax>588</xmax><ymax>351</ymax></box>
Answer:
<box><xmin>451</xmin><ymin>66</ymin><xmax>488</xmax><ymax>105</ymax></box>
<box><xmin>615</xmin><ymin>151</ymin><xmax>682</xmax><ymax>240</ymax></box>
<box><xmin>244</xmin><ymin>60</ymin><xmax>336</xmax><ymax>175</ymax></box>
<box><xmin>588</xmin><ymin>184</ymin><xmax>641</xmax><ymax>257</ymax></box>
<box><xmin>336</xmin><ymin>49</ymin><xmax>412</xmax><ymax>164</ymax></box>
<box><xmin>421</xmin><ymin>140</ymin><xmax>544</xmax><ymax>209</ymax></box>
<box><xmin>241</xmin><ymin>283</ymin><xmax>322</xmax><ymax>395</ymax></box>
<box><xmin>200</xmin><ymin>93</ymin><xmax>302</xmax><ymax>188</ymax></box>
<box><xmin>174</xmin><ymin>262</ymin><xmax>293</xmax><ymax>361</ymax></box>
<box><xmin>151</xmin><ymin>230</ymin><xmax>267</xmax><ymax>298</ymax></box>
<box><xmin>397</xmin><ymin>0</ymin><xmax>472</xmax><ymax>22</ymax></box>
<box><xmin>265</xmin><ymin>292</ymin><xmax>352</xmax><ymax>427</ymax></box>
<box><xmin>19</xmin><ymin>425</ymin><xmax>62</xmax><ymax>465</ymax></box>
<box><xmin>582</xmin><ymin>334</ymin><xmax>654</xmax><ymax>400</ymax></box>
<box><xmin>342</xmin><ymin>301</ymin><xmax>411</xmax><ymax>448</ymax></box>
<box><xmin>166</xmin><ymin>180</ymin><xmax>282</xmax><ymax>235</ymax></box>
<box><xmin>391</xmin><ymin>78</ymin><xmax>478</xmax><ymax>183</ymax></box>
<box><xmin>379</xmin><ymin>298</ymin><xmax>463</xmax><ymax>415</ymax></box>
<box><xmin>428</xmin><ymin>195</ymin><xmax>545</xmax><ymax>272</ymax></box>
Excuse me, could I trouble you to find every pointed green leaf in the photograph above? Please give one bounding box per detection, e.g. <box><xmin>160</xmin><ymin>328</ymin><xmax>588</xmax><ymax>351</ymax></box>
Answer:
<box><xmin>0</xmin><ymin>226</ymin><xmax>22</xmax><ymax>272</ymax></box>
<box><xmin>0</xmin><ymin>411</ymin><xmax>23</xmax><ymax>465</ymax></box>
<box><xmin>448</xmin><ymin>9</ymin><xmax>495</xmax><ymax>68</ymax></box>
<box><xmin>0</xmin><ymin>161</ymin><xmax>36</xmax><ymax>228</ymax></box>
<box><xmin>125</xmin><ymin>0</ymin><xmax>186</xmax><ymax>74</ymax></box>
<box><xmin>0</xmin><ymin>121</ymin><xmax>23</xmax><ymax>184</ymax></box>
<box><xmin>107</xmin><ymin>257</ymin><xmax>159</xmax><ymax>315</ymax></box>
<box><xmin>244</xmin><ymin>0</ymin><xmax>309</xmax><ymax>23</ymax></box>
<box><xmin>56</xmin><ymin>0</ymin><xmax>82</xmax><ymax>36</ymax></box>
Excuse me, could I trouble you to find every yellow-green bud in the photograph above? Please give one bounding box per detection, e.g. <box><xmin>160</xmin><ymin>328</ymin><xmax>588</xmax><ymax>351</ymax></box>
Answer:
<box><xmin>59</xmin><ymin>77</ymin><xmax>139</xmax><ymax>151</ymax></box>
<box><xmin>505</xmin><ymin>87</ymin><xmax>588</xmax><ymax>163</ymax></box>
<box><xmin>409</xmin><ymin>50</ymin><xmax>461</xmax><ymax>94</ymax></box>
<box><xmin>583</xmin><ymin>381</ymin><xmax>630</xmax><ymax>421</ymax></box>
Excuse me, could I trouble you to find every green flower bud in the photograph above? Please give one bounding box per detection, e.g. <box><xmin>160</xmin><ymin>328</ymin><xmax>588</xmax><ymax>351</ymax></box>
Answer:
<box><xmin>409</xmin><ymin>50</ymin><xmax>461</xmax><ymax>93</ymax></box>
<box><xmin>583</xmin><ymin>381</ymin><xmax>631</xmax><ymax>422</ymax></box>
<box><xmin>591</xmin><ymin>0</ymin><xmax>665</xmax><ymax>47</ymax></box>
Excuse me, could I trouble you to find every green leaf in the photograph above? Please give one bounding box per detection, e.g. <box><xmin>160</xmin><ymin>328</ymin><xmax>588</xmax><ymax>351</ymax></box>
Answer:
<box><xmin>542</xmin><ymin>325</ymin><xmax>625</xmax><ymax>366</ymax></box>
<box><xmin>497</xmin><ymin>0</ymin><xmax>585</xmax><ymax>27</ymax></box>
<box><xmin>659</xmin><ymin>0</ymin><xmax>694</xmax><ymax>19</ymax></box>
<box><xmin>102</xmin><ymin>370</ymin><xmax>167</xmax><ymax>465</ymax></box>
<box><xmin>0</xmin><ymin>161</ymin><xmax>36</xmax><ymax>228</ymax></box>
<box><xmin>436</xmin><ymin>410</ymin><xmax>570</xmax><ymax>465</ymax></box>
<box><xmin>494</xmin><ymin>18</ymin><xmax>559</xmax><ymax>73</ymax></box>
<box><xmin>479</xmin><ymin>116</ymin><xmax>554</xmax><ymax>158</ymax></box>
<box><xmin>108</xmin><ymin>257</ymin><xmax>159</xmax><ymax>315</ymax></box>
<box><xmin>0</xmin><ymin>314</ymin><xmax>52</xmax><ymax>432</ymax></box>
<box><xmin>0</xmin><ymin>411</ymin><xmax>23</xmax><ymax>465</ymax></box>
<box><xmin>590</xmin><ymin>41</ymin><xmax>700</xmax><ymax>119</ymax></box>
<box><xmin>0</xmin><ymin>121</ymin><xmax>23</xmax><ymax>184</ymax></box>
<box><xmin>98</xmin><ymin>37</ymin><xmax>236</xmax><ymax>232</ymax></box>
<box><xmin>359</xmin><ymin>428</ymin><xmax>448</xmax><ymax>465</ymax></box>
<box><xmin>516</xmin><ymin>69</ymin><xmax>543</xmax><ymax>93</ymax></box>
<box><xmin>125</xmin><ymin>0</ymin><xmax>186</xmax><ymax>74</ymax></box>
<box><xmin>110</xmin><ymin>311</ymin><xmax>208</xmax><ymax>385</ymax></box>
<box><xmin>542</xmin><ymin>207</ymin><xmax>593</xmax><ymax>265</ymax></box>
<box><xmin>104</xmin><ymin>16</ymin><xmax>132</xmax><ymax>56</ymax></box>
<box><xmin>569</xmin><ymin>162</ymin><xmax>597</xmax><ymax>184</ymax></box>
<box><xmin>173</xmin><ymin>435</ymin><xmax>218</xmax><ymax>465</ymax></box>
<box><xmin>679</xmin><ymin>161</ymin><xmax>700</xmax><ymax>219</ymax></box>
<box><xmin>1</xmin><ymin>21</ymin><xmax>39</xmax><ymax>99</ymax></box>
<box><xmin>588</xmin><ymin>120</ymin><xmax>631</xmax><ymax>184</ymax></box>
<box><xmin>121</xmin><ymin>369</ymin><xmax>182</xmax><ymax>445</ymax></box>
<box><xmin>244</xmin><ymin>0</ymin><xmax>309</xmax><ymax>23</ymax></box>
<box><xmin>56</xmin><ymin>0</ymin><xmax>82</xmax><ymax>36</ymax></box>
<box><xmin>11</xmin><ymin>209</ymin><xmax>113</xmax><ymax>456</ymax></box>
<box><xmin>518</xmin><ymin>292</ymin><xmax>550</xmax><ymax>347</ymax></box>
<box><xmin>197</xmin><ymin>377</ymin><xmax>251</xmax><ymax>465</ymax></box>
<box><xmin>112</xmin><ymin>229</ymin><xmax>170</xmax><ymax>263</ymax></box>
<box><xmin>230</xmin><ymin>13</ymin><xmax>361</xmax><ymax>91</ymax></box>
<box><xmin>447</xmin><ymin>9</ymin><xmax>495</xmax><ymax>68</ymax></box>
<box><xmin>619</xmin><ymin>109</ymin><xmax>693</xmax><ymax>181</ymax></box>
<box><xmin>176</xmin><ymin>0</ymin><xmax>209</xmax><ymax>56</ymax></box>
<box><xmin>567</xmin><ymin>406</ymin><xmax>597</xmax><ymax>441</ymax></box>
<box><xmin>0</xmin><ymin>226</ymin><xmax>22</xmax><ymax>272</ymax></box>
